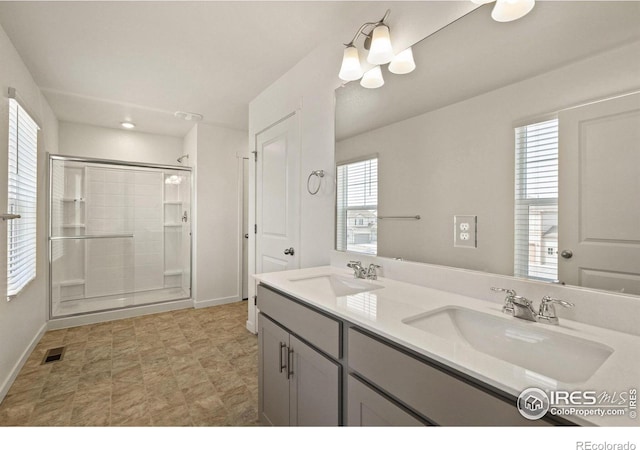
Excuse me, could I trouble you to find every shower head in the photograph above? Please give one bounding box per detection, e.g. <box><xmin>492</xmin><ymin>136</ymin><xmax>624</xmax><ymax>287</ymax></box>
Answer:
<box><xmin>177</xmin><ymin>154</ymin><xmax>189</xmax><ymax>164</ymax></box>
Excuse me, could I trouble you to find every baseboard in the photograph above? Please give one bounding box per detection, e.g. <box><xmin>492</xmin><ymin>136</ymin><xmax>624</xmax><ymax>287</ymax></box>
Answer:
<box><xmin>194</xmin><ymin>296</ymin><xmax>241</xmax><ymax>309</ymax></box>
<box><xmin>0</xmin><ymin>322</ymin><xmax>48</xmax><ymax>404</ymax></box>
<box><xmin>246</xmin><ymin>319</ymin><xmax>257</xmax><ymax>335</ymax></box>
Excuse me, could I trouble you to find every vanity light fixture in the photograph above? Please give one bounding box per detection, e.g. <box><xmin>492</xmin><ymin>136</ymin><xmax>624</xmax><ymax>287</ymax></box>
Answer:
<box><xmin>388</xmin><ymin>47</ymin><xmax>416</xmax><ymax>75</ymax></box>
<box><xmin>120</xmin><ymin>121</ymin><xmax>135</xmax><ymax>129</ymax></box>
<box><xmin>339</xmin><ymin>9</ymin><xmax>415</xmax><ymax>87</ymax></box>
<box><xmin>471</xmin><ymin>0</ymin><xmax>535</xmax><ymax>23</ymax></box>
<box><xmin>360</xmin><ymin>66</ymin><xmax>384</xmax><ymax>89</ymax></box>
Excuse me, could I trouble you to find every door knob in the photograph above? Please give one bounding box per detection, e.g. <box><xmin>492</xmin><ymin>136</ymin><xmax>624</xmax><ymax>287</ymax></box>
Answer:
<box><xmin>284</xmin><ymin>247</ymin><xmax>295</xmax><ymax>256</ymax></box>
<box><xmin>244</xmin><ymin>233</ymin><xmax>249</xmax><ymax>239</ymax></box>
<box><xmin>560</xmin><ymin>250</ymin><xmax>573</xmax><ymax>259</ymax></box>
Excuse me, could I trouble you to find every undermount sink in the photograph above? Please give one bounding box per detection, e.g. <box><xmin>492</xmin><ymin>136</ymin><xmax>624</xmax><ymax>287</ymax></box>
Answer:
<box><xmin>290</xmin><ymin>274</ymin><xmax>382</xmax><ymax>297</ymax></box>
<box><xmin>403</xmin><ymin>307</ymin><xmax>614</xmax><ymax>383</ymax></box>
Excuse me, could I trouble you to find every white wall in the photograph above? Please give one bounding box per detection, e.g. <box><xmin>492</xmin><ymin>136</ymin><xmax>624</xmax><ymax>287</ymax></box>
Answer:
<box><xmin>191</xmin><ymin>123</ymin><xmax>247</xmax><ymax>308</ymax></box>
<box><xmin>336</xmin><ymin>41</ymin><xmax>640</xmax><ymax>276</ymax></box>
<box><xmin>58</xmin><ymin>121</ymin><xmax>183</xmax><ymax>165</ymax></box>
<box><xmin>0</xmin><ymin>24</ymin><xmax>59</xmax><ymax>401</ymax></box>
<box><xmin>246</xmin><ymin>3</ymin><xmax>476</xmax><ymax>332</ymax></box>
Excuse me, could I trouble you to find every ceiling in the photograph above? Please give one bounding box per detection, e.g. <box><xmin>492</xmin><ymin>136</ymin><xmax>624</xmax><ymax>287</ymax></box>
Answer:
<box><xmin>336</xmin><ymin>1</ymin><xmax>640</xmax><ymax>141</ymax></box>
<box><xmin>0</xmin><ymin>1</ymin><xmax>446</xmax><ymax>137</ymax></box>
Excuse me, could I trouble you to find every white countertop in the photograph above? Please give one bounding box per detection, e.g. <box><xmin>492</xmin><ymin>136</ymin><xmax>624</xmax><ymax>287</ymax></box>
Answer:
<box><xmin>254</xmin><ymin>266</ymin><xmax>640</xmax><ymax>427</ymax></box>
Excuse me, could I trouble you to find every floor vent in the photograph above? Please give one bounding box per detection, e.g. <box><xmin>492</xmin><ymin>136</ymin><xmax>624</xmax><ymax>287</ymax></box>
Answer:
<box><xmin>42</xmin><ymin>347</ymin><xmax>66</xmax><ymax>364</ymax></box>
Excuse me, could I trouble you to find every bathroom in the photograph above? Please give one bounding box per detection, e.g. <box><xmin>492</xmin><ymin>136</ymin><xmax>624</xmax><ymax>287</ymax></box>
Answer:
<box><xmin>0</xmin><ymin>0</ymin><xmax>639</xmax><ymax>447</ymax></box>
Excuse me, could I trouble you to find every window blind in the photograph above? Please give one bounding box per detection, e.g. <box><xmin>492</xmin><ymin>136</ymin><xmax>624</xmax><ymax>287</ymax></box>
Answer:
<box><xmin>514</xmin><ymin>118</ymin><xmax>558</xmax><ymax>282</ymax></box>
<box><xmin>336</xmin><ymin>157</ymin><xmax>378</xmax><ymax>255</ymax></box>
<box><xmin>7</xmin><ymin>98</ymin><xmax>39</xmax><ymax>300</ymax></box>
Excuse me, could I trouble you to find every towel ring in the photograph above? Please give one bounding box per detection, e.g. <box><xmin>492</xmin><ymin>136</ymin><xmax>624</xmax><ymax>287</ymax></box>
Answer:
<box><xmin>307</xmin><ymin>170</ymin><xmax>325</xmax><ymax>195</ymax></box>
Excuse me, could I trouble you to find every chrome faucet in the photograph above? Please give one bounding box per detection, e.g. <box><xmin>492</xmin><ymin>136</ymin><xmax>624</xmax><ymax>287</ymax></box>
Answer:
<box><xmin>490</xmin><ymin>288</ymin><xmax>574</xmax><ymax>325</ymax></box>
<box><xmin>347</xmin><ymin>261</ymin><xmax>367</xmax><ymax>279</ymax></box>
<box><xmin>366</xmin><ymin>264</ymin><xmax>381</xmax><ymax>280</ymax></box>
<box><xmin>511</xmin><ymin>295</ymin><xmax>538</xmax><ymax>322</ymax></box>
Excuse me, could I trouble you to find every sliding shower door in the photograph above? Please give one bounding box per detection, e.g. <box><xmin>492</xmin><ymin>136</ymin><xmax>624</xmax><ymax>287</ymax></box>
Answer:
<box><xmin>49</xmin><ymin>155</ymin><xmax>191</xmax><ymax>318</ymax></box>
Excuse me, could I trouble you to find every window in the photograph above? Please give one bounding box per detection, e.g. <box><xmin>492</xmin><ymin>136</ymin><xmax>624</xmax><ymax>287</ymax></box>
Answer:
<box><xmin>7</xmin><ymin>98</ymin><xmax>39</xmax><ymax>300</ymax></box>
<box><xmin>514</xmin><ymin>118</ymin><xmax>558</xmax><ymax>282</ymax></box>
<box><xmin>336</xmin><ymin>157</ymin><xmax>378</xmax><ymax>255</ymax></box>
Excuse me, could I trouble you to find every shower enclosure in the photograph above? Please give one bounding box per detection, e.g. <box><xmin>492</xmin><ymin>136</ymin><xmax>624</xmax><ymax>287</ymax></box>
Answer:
<box><xmin>48</xmin><ymin>154</ymin><xmax>192</xmax><ymax>318</ymax></box>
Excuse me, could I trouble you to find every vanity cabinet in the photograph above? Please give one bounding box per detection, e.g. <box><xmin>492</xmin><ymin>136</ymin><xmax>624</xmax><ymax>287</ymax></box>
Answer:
<box><xmin>258</xmin><ymin>286</ymin><xmax>341</xmax><ymax>426</ymax></box>
<box><xmin>257</xmin><ymin>283</ymin><xmax>564</xmax><ymax>427</ymax></box>
<box><xmin>348</xmin><ymin>328</ymin><xmax>550</xmax><ymax>426</ymax></box>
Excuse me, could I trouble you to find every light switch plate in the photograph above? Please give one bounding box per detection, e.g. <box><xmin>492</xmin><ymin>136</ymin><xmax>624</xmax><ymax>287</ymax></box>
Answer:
<box><xmin>454</xmin><ymin>215</ymin><xmax>477</xmax><ymax>248</ymax></box>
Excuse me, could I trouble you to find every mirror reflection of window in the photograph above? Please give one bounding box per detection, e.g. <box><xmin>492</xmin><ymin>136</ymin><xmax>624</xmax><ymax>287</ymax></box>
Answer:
<box><xmin>336</xmin><ymin>157</ymin><xmax>378</xmax><ymax>255</ymax></box>
<box><xmin>514</xmin><ymin>119</ymin><xmax>559</xmax><ymax>282</ymax></box>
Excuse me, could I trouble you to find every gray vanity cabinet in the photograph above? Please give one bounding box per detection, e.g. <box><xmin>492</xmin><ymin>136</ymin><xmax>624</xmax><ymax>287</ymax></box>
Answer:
<box><xmin>258</xmin><ymin>293</ymin><xmax>340</xmax><ymax>426</ymax></box>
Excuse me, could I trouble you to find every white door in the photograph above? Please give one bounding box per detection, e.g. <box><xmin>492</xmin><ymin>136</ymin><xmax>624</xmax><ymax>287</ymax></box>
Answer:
<box><xmin>256</xmin><ymin>114</ymin><xmax>301</xmax><ymax>274</ymax></box>
<box><xmin>558</xmin><ymin>92</ymin><xmax>640</xmax><ymax>294</ymax></box>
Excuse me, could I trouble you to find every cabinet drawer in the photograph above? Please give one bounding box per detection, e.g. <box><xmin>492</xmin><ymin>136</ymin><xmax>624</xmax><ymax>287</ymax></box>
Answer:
<box><xmin>258</xmin><ymin>285</ymin><xmax>340</xmax><ymax>359</ymax></box>
<box><xmin>348</xmin><ymin>328</ymin><xmax>549</xmax><ymax>426</ymax></box>
<box><xmin>348</xmin><ymin>375</ymin><xmax>426</xmax><ymax>426</ymax></box>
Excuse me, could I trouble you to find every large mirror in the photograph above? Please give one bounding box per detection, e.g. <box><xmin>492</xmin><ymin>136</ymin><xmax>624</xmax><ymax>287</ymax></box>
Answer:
<box><xmin>335</xmin><ymin>2</ymin><xmax>640</xmax><ymax>295</ymax></box>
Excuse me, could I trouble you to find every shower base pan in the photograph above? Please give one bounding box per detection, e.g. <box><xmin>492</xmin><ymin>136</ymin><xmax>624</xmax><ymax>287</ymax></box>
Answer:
<box><xmin>51</xmin><ymin>287</ymin><xmax>190</xmax><ymax>318</ymax></box>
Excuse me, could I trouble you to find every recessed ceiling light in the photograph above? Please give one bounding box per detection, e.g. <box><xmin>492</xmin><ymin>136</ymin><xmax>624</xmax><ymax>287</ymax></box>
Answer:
<box><xmin>120</xmin><ymin>121</ymin><xmax>136</xmax><ymax>129</ymax></box>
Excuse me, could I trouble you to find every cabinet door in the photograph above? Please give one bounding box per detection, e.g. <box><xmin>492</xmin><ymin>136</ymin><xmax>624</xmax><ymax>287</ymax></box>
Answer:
<box><xmin>258</xmin><ymin>314</ymin><xmax>291</xmax><ymax>426</ymax></box>
<box><xmin>347</xmin><ymin>375</ymin><xmax>425</xmax><ymax>426</ymax></box>
<box><xmin>289</xmin><ymin>335</ymin><xmax>340</xmax><ymax>426</ymax></box>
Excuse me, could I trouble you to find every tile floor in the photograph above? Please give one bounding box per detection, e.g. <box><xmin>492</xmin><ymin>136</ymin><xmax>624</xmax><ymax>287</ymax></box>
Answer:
<box><xmin>0</xmin><ymin>301</ymin><xmax>259</xmax><ymax>426</ymax></box>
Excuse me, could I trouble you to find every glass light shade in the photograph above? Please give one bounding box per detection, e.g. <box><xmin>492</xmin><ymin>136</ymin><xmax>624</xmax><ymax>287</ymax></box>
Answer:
<box><xmin>367</xmin><ymin>24</ymin><xmax>394</xmax><ymax>65</ymax></box>
<box><xmin>360</xmin><ymin>66</ymin><xmax>384</xmax><ymax>89</ymax></box>
<box><xmin>338</xmin><ymin>45</ymin><xmax>364</xmax><ymax>81</ymax></box>
<box><xmin>491</xmin><ymin>0</ymin><xmax>535</xmax><ymax>22</ymax></box>
<box><xmin>388</xmin><ymin>47</ymin><xmax>416</xmax><ymax>75</ymax></box>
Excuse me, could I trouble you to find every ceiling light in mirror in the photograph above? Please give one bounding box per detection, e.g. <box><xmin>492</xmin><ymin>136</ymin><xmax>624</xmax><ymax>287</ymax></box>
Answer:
<box><xmin>339</xmin><ymin>45</ymin><xmax>364</xmax><ymax>81</ymax></box>
<box><xmin>491</xmin><ymin>0</ymin><xmax>535</xmax><ymax>22</ymax></box>
<box><xmin>389</xmin><ymin>47</ymin><xmax>416</xmax><ymax>75</ymax></box>
<box><xmin>367</xmin><ymin>24</ymin><xmax>394</xmax><ymax>65</ymax></box>
<box><xmin>360</xmin><ymin>66</ymin><xmax>384</xmax><ymax>89</ymax></box>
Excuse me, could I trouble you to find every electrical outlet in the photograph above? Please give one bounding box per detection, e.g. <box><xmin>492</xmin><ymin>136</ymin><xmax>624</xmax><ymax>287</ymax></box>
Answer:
<box><xmin>454</xmin><ymin>215</ymin><xmax>477</xmax><ymax>248</ymax></box>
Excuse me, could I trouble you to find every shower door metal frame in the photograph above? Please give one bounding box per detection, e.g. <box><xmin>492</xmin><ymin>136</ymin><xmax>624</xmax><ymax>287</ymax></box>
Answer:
<box><xmin>47</xmin><ymin>153</ymin><xmax>194</xmax><ymax>319</ymax></box>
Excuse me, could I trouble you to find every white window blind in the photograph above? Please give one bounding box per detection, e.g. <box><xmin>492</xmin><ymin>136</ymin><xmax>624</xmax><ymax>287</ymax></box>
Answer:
<box><xmin>514</xmin><ymin>118</ymin><xmax>558</xmax><ymax>282</ymax></box>
<box><xmin>336</xmin><ymin>157</ymin><xmax>378</xmax><ymax>255</ymax></box>
<box><xmin>7</xmin><ymin>98</ymin><xmax>39</xmax><ymax>300</ymax></box>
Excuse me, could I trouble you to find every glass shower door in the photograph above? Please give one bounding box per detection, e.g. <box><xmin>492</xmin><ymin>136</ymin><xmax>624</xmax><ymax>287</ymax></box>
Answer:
<box><xmin>49</xmin><ymin>156</ymin><xmax>191</xmax><ymax>318</ymax></box>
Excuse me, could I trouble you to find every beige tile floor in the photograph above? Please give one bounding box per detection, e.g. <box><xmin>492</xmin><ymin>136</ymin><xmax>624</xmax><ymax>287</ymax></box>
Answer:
<box><xmin>0</xmin><ymin>301</ymin><xmax>259</xmax><ymax>426</ymax></box>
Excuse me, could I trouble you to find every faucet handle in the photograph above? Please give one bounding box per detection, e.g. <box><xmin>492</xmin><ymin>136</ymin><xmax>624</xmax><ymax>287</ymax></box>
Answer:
<box><xmin>538</xmin><ymin>296</ymin><xmax>574</xmax><ymax>325</ymax></box>
<box><xmin>541</xmin><ymin>296</ymin><xmax>574</xmax><ymax>309</ymax></box>
<box><xmin>347</xmin><ymin>260</ymin><xmax>362</xmax><ymax>267</ymax></box>
<box><xmin>490</xmin><ymin>287</ymin><xmax>516</xmax><ymax>296</ymax></box>
<box><xmin>491</xmin><ymin>287</ymin><xmax>516</xmax><ymax>315</ymax></box>
<box><xmin>366</xmin><ymin>264</ymin><xmax>381</xmax><ymax>280</ymax></box>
